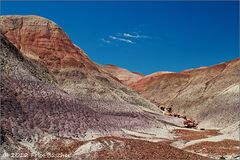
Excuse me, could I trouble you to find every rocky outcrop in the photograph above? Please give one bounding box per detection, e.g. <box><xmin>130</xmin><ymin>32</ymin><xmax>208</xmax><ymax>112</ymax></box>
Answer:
<box><xmin>128</xmin><ymin>59</ymin><xmax>240</xmax><ymax>128</ymax></box>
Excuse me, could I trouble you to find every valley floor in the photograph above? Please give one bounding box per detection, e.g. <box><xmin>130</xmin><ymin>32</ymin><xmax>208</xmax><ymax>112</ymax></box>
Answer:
<box><xmin>2</xmin><ymin>127</ymin><xmax>239</xmax><ymax>160</ymax></box>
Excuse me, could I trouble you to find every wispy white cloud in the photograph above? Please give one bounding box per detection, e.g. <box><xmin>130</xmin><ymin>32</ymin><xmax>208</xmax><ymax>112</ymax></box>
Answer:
<box><xmin>101</xmin><ymin>32</ymin><xmax>149</xmax><ymax>45</ymax></box>
<box><xmin>101</xmin><ymin>38</ymin><xmax>111</xmax><ymax>44</ymax></box>
<box><xmin>122</xmin><ymin>33</ymin><xmax>149</xmax><ymax>39</ymax></box>
<box><xmin>109</xmin><ymin>36</ymin><xmax>134</xmax><ymax>44</ymax></box>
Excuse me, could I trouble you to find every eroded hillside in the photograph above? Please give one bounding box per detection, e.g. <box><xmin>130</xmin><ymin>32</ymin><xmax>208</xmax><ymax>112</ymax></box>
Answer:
<box><xmin>0</xmin><ymin>15</ymin><xmax>239</xmax><ymax>160</ymax></box>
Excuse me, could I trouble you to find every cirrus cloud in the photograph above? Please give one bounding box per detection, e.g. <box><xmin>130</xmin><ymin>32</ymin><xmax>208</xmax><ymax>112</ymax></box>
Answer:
<box><xmin>122</xmin><ymin>33</ymin><xmax>149</xmax><ymax>39</ymax></box>
<box><xmin>109</xmin><ymin>36</ymin><xmax>134</xmax><ymax>44</ymax></box>
<box><xmin>101</xmin><ymin>38</ymin><xmax>111</xmax><ymax>44</ymax></box>
<box><xmin>101</xmin><ymin>32</ymin><xmax>150</xmax><ymax>45</ymax></box>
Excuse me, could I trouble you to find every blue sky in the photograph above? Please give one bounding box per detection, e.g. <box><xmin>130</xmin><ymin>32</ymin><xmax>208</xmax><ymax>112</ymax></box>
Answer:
<box><xmin>1</xmin><ymin>1</ymin><xmax>239</xmax><ymax>75</ymax></box>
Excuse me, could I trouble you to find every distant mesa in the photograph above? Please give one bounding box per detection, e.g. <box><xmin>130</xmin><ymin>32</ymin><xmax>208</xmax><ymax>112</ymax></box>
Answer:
<box><xmin>101</xmin><ymin>64</ymin><xmax>144</xmax><ymax>85</ymax></box>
